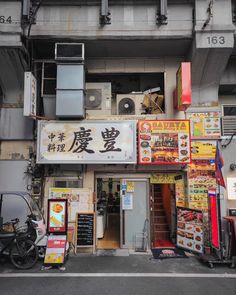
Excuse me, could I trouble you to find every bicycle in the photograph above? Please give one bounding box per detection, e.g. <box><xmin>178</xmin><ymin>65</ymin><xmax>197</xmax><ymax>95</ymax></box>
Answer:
<box><xmin>0</xmin><ymin>217</ymin><xmax>39</xmax><ymax>269</ymax></box>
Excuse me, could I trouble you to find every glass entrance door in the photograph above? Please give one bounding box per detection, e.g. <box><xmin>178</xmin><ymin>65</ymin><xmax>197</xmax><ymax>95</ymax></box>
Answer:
<box><xmin>120</xmin><ymin>180</ymin><xmax>148</xmax><ymax>249</ymax></box>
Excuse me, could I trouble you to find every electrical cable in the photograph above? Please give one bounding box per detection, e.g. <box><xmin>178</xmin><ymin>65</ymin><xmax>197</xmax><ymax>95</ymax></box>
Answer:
<box><xmin>221</xmin><ymin>131</ymin><xmax>236</xmax><ymax>149</ymax></box>
<box><xmin>27</xmin><ymin>0</ymin><xmax>43</xmax><ymax>38</ymax></box>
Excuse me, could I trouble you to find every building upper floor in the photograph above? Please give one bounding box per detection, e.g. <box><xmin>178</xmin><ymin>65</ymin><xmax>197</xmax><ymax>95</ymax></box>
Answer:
<box><xmin>1</xmin><ymin>0</ymin><xmax>236</xmax><ymax>139</ymax></box>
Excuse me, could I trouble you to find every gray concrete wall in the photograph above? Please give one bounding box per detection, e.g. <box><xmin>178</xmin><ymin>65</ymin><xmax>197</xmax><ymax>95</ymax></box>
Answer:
<box><xmin>30</xmin><ymin>3</ymin><xmax>193</xmax><ymax>38</ymax></box>
<box><xmin>0</xmin><ymin>1</ymin><xmax>21</xmax><ymax>46</ymax></box>
<box><xmin>190</xmin><ymin>0</ymin><xmax>234</xmax><ymax>107</ymax></box>
<box><xmin>0</xmin><ymin>160</ymin><xmax>31</xmax><ymax>191</ymax></box>
<box><xmin>0</xmin><ymin>108</ymin><xmax>33</xmax><ymax>140</ymax></box>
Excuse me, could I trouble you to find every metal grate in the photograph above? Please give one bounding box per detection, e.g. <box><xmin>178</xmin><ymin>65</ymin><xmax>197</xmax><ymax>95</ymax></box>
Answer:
<box><xmin>221</xmin><ymin>116</ymin><xmax>236</xmax><ymax>136</ymax></box>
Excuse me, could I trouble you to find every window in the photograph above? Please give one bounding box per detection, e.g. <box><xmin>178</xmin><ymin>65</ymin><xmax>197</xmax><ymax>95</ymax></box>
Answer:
<box><xmin>223</xmin><ymin>105</ymin><xmax>236</xmax><ymax>116</ymax></box>
<box><xmin>54</xmin><ymin>180</ymin><xmax>82</xmax><ymax>188</ymax></box>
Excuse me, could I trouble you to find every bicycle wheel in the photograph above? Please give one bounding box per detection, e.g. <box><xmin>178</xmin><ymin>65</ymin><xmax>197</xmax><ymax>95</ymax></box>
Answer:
<box><xmin>10</xmin><ymin>239</ymin><xmax>39</xmax><ymax>269</ymax></box>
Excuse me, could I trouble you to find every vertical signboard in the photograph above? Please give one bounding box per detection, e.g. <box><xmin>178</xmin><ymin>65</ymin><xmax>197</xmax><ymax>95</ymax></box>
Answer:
<box><xmin>24</xmin><ymin>72</ymin><xmax>37</xmax><ymax>117</ymax></box>
<box><xmin>209</xmin><ymin>190</ymin><xmax>220</xmax><ymax>249</ymax></box>
<box><xmin>188</xmin><ymin>160</ymin><xmax>216</xmax><ymax>210</ymax></box>
<box><xmin>176</xmin><ymin>62</ymin><xmax>191</xmax><ymax>111</ymax></box>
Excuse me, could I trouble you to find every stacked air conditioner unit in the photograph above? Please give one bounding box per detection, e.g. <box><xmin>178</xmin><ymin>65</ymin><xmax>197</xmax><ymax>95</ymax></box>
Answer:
<box><xmin>55</xmin><ymin>43</ymin><xmax>85</xmax><ymax>118</ymax></box>
<box><xmin>116</xmin><ymin>94</ymin><xmax>145</xmax><ymax>116</ymax></box>
<box><xmin>85</xmin><ymin>82</ymin><xmax>112</xmax><ymax>117</ymax></box>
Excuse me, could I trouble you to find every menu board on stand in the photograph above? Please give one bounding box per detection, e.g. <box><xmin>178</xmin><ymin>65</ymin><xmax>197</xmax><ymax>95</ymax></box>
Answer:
<box><xmin>44</xmin><ymin>199</ymin><xmax>68</xmax><ymax>266</ymax></box>
<box><xmin>177</xmin><ymin>207</ymin><xmax>204</xmax><ymax>254</ymax></box>
<box><xmin>44</xmin><ymin>235</ymin><xmax>67</xmax><ymax>266</ymax></box>
<box><xmin>76</xmin><ymin>213</ymin><xmax>95</xmax><ymax>251</ymax></box>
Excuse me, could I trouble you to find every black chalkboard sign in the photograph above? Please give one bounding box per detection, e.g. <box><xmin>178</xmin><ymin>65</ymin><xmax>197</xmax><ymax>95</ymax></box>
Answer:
<box><xmin>76</xmin><ymin>213</ymin><xmax>94</xmax><ymax>247</ymax></box>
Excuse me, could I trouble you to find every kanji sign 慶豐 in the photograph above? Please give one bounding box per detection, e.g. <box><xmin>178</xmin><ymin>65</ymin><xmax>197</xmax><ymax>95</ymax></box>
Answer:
<box><xmin>37</xmin><ymin>121</ymin><xmax>136</xmax><ymax>164</ymax></box>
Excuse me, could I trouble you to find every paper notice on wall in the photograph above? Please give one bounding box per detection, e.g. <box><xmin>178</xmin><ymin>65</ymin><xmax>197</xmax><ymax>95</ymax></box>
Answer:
<box><xmin>49</xmin><ymin>188</ymin><xmax>71</xmax><ymax>199</ymax></box>
<box><xmin>122</xmin><ymin>193</ymin><xmax>133</xmax><ymax>210</ymax></box>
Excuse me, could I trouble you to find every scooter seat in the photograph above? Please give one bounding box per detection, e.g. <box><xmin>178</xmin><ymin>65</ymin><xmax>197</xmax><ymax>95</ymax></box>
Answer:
<box><xmin>0</xmin><ymin>231</ymin><xmax>15</xmax><ymax>238</ymax></box>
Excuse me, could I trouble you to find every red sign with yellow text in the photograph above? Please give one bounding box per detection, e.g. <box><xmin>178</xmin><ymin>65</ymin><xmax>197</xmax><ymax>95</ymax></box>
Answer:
<box><xmin>138</xmin><ymin>120</ymin><xmax>191</xmax><ymax>164</ymax></box>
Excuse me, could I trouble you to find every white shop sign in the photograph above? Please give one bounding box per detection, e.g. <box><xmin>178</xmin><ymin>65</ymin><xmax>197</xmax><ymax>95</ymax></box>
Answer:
<box><xmin>37</xmin><ymin>120</ymin><xmax>137</xmax><ymax>164</ymax></box>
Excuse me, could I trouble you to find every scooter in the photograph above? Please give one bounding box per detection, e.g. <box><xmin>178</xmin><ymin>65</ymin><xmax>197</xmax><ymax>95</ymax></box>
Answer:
<box><xmin>0</xmin><ymin>192</ymin><xmax>48</xmax><ymax>259</ymax></box>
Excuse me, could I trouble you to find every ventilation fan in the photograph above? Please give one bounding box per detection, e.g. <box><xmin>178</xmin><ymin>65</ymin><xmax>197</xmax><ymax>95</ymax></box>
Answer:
<box><xmin>85</xmin><ymin>89</ymin><xmax>102</xmax><ymax>109</ymax></box>
<box><xmin>118</xmin><ymin>97</ymin><xmax>135</xmax><ymax>115</ymax></box>
<box><xmin>116</xmin><ymin>94</ymin><xmax>145</xmax><ymax>115</ymax></box>
<box><xmin>85</xmin><ymin>83</ymin><xmax>112</xmax><ymax>117</ymax></box>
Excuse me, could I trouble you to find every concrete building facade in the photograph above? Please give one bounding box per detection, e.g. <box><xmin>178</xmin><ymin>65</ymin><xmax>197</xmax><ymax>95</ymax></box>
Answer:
<box><xmin>1</xmin><ymin>0</ymin><xmax>236</xmax><ymax>255</ymax></box>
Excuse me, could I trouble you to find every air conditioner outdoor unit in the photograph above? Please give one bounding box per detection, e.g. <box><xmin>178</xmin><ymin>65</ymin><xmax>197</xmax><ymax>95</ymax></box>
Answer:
<box><xmin>116</xmin><ymin>94</ymin><xmax>145</xmax><ymax>115</ymax></box>
<box><xmin>55</xmin><ymin>43</ymin><xmax>84</xmax><ymax>61</ymax></box>
<box><xmin>85</xmin><ymin>82</ymin><xmax>112</xmax><ymax>116</ymax></box>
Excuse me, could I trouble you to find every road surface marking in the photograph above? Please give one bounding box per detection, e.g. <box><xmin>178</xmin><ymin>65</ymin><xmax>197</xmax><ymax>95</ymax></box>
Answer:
<box><xmin>0</xmin><ymin>273</ymin><xmax>236</xmax><ymax>278</ymax></box>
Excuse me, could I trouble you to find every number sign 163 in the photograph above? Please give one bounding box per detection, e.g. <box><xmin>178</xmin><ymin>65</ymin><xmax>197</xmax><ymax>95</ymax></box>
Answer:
<box><xmin>207</xmin><ymin>36</ymin><xmax>225</xmax><ymax>45</ymax></box>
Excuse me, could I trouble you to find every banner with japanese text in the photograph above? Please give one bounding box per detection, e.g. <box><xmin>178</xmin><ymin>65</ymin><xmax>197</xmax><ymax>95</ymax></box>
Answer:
<box><xmin>187</xmin><ymin>112</ymin><xmax>221</xmax><ymax>139</ymax></box>
<box><xmin>191</xmin><ymin>141</ymin><xmax>216</xmax><ymax>159</ymax></box>
<box><xmin>37</xmin><ymin>121</ymin><xmax>137</xmax><ymax>164</ymax></box>
<box><xmin>188</xmin><ymin>160</ymin><xmax>216</xmax><ymax>210</ymax></box>
<box><xmin>138</xmin><ymin>120</ymin><xmax>191</xmax><ymax>164</ymax></box>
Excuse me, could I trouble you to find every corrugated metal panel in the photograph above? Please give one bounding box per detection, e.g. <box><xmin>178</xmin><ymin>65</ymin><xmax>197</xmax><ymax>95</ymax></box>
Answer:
<box><xmin>0</xmin><ymin>108</ymin><xmax>33</xmax><ymax>140</ymax></box>
<box><xmin>221</xmin><ymin>116</ymin><xmax>236</xmax><ymax>136</ymax></box>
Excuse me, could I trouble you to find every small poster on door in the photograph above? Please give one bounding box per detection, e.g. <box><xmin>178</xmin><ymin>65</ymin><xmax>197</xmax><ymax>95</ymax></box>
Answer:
<box><xmin>127</xmin><ymin>181</ymin><xmax>134</xmax><ymax>192</ymax></box>
<box><xmin>122</xmin><ymin>193</ymin><xmax>133</xmax><ymax>210</ymax></box>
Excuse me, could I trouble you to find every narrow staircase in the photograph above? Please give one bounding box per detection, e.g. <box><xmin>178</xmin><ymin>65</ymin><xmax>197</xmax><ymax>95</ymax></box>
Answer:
<box><xmin>151</xmin><ymin>186</ymin><xmax>170</xmax><ymax>247</ymax></box>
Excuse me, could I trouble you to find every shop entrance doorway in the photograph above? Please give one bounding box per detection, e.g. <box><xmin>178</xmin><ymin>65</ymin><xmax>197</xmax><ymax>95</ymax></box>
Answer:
<box><xmin>150</xmin><ymin>183</ymin><xmax>177</xmax><ymax>248</ymax></box>
<box><xmin>96</xmin><ymin>177</ymin><xmax>148</xmax><ymax>250</ymax></box>
<box><xmin>96</xmin><ymin>178</ymin><xmax>121</xmax><ymax>249</ymax></box>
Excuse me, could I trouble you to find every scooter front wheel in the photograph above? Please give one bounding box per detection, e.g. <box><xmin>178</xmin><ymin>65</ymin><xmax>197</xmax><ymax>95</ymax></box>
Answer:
<box><xmin>10</xmin><ymin>239</ymin><xmax>38</xmax><ymax>269</ymax></box>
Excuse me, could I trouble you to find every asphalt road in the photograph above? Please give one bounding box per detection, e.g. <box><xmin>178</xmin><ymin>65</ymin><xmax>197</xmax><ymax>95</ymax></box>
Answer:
<box><xmin>1</xmin><ymin>276</ymin><xmax>236</xmax><ymax>295</ymax></box>
<box><xmin>1</xmin><ymin>254</ymin><xmax>236</xmax><ymax>295</ymax></box>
